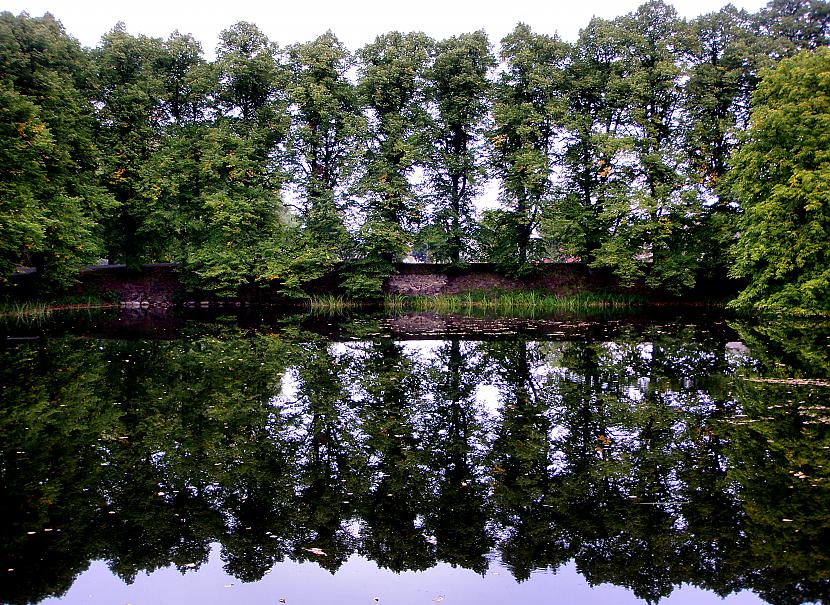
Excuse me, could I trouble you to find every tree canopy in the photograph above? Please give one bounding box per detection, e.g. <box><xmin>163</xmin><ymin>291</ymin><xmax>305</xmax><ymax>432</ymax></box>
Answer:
<box><xmin>728</xmin><ymin>47</ymin><xmax>830</xmax><ymax>315</ymax></box>
<box><xmin>0</xmin><ymin>2</ymin><xmax>828</xmax><ymax>312</ymax></box>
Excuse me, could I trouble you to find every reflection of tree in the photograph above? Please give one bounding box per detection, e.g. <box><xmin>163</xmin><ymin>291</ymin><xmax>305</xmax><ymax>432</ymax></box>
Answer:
<box><xmin>1</xmin><ymin>322</ymin><xmax>828</xmax><ymax>605</ymax></box>
<box><xmin>421</xmin><ymin>339</ymin><xmax>493</xmax><ymax>574</ymax></box>
<box><xmin>484</xmin><ymin>339</ymin><xmax>567</xmax><ymax>580</ymax></box>
<box><xmin>291</xmin><ymin>339</ymin><xmax>365</xmax><ymax>573</ymax></box>
<box><xmin>0</xmin><ymin>339</ymin><xmax>111</xmax><ymax>605</ymax></box>
<box><xmin>352</xmin><ymin>338</ymin><xmax>435</xmax><ymax>572</ymax></box>
<box><xmin>723</xmin><ymin>377</ymin><xmax>830</xmax><ymax>605</ymax></box>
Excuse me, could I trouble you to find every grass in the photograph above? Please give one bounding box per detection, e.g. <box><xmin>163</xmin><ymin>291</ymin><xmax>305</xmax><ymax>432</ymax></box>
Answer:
<box><xmin>385</xmin><ymin>290</ymin><xmax>646</xmax><ymax>316</ymax></box>
<box><xmin>304</xmin><ymin>294</ymin><xmax>365</xmax><ymax>314</ymax></box>
<box><xmin>0</xmin><ymin>296</ymin><xmax>116</xmax><ymax>321</ymax></box>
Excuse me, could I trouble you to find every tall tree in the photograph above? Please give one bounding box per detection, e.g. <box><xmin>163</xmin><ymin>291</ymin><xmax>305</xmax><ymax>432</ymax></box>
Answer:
<box><xmin>755</xmin><ymin>0</ymin><xmax>830</xmax><ymax>57</ymax></box>
<box><xmin>682</xmin><ymin>6</ymin><xmax>760</xmax><ymax>281</ymax></box>
<box><xmin>728</xmin><ymin>48</ymin><xmax>830</xmax><ymax>316</ymax></box>
<box><xmin>215</xmin><ymin>21</ymin><xmax>282</xmax><ymax>125</ymax></box>
<box><xmin>541</xmin><ymin>16</ymin><xmax>632</xmax><ymax>265</ymax></box>
<box><xmin>355</xmin><ymin>31</ymin><xmax>433</xmax><ymax>262</ymax></box>
<box><xmin>0</xmin><ymin>11</ymin><xmax>112</xmax><ymax>289</ymax></box>
<box><xmin>490</xmin><ymin>24</ymin><xmax>568</xmax><ymax>272</ymax></box>
<box><xmin>589</xmin><ymin>1</ymin><xmax>698</xmax><ymax>291</ymax></box>
<box><xmin>91</xmin><ymin>23</ymin><xmax>165</xmax><ymax>266</ymax></box>
<box><xmin>420</xmin><ymin>31</ymin><xmax>494</xmax><ymax>264</ymax></box>
<box><xmin>156</xmin><ymin>30</ymin><xmax>210</xmax><ymax>125</ymax></box>
<box><xmin>284</xmin><ymin>31</ymin><xmax>362</xmax><ymax>264</ymax></box>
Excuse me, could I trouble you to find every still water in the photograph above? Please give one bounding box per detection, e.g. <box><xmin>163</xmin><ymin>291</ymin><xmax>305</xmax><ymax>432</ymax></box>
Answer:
<box><xmin>1</xmin><ymin>311</ymin><xmax>828</xmax><ymax>605</ymax></box>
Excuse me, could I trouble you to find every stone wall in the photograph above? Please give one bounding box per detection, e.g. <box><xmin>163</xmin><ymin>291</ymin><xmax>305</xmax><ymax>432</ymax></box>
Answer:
<box><xmin>385</xmin><ymin>263</ymin><xmax>616</xmax><ymax>297</ymax></box>
<box><xmin>78</xmin><ymin>264</ymin><xmax>183</xmax><ymax>308</ymax></box>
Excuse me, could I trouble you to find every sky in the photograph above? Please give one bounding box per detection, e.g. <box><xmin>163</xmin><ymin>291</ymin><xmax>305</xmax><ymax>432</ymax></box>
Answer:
<box><xmin>6</xmin><ymin>0</ymin><xmax>771</xmax><ymax>54</ymax></box>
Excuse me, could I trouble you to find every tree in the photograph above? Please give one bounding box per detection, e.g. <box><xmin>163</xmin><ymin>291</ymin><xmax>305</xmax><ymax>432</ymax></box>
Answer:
<box><xmin>728</xmin><ymin>48</ymin><xmax>830</xmax><ymax>316</ymax></box>
<box><xmin>681</xmin><ymin>7</ymin><xmax>760</xmax><ymax>281</ymax></box>
<box><xmin>490</xmin><ymin>24</ymin><xmax>568</xmax><ymax>272</ymax></box>
<box><xmin>541</xmin><ymin>17</ymin><xmax>632</xmax><ymax>265</ymax></box>
<box><xmin>355</xmin><ymin>31</ymin><xmax>433</xmax><ymax>262</ymax></box>
<box><xmin>421</xmin><ymin>31</ymin><xmax>494</xmax><ymax>264</ymax></box>
<box><xmin>284</xmin><ymin>31</ymin><xmax>362</xmax><ymax>265</ymax></box>
<box><xmin>91</xmin><ymin>23</ymin><xmax>165</xmax><ymax>266</ymax></box>
<box><xmin>0</xmin><ymin>11</ymin><xmax>112</xmax><ymax>289</ymax></box>
<box><xmin>755</xmin><ymin>0</ymin><xmax>830</xmax><ymax>58</ymax></box>
<box><xmin>215</xmin><ymin>22</ymin><xmax>282</xmax><ymax>125</ymax></box>
<box><xmin>588</xmin><ymin>1</ymin><xmax>699</xmax><ymax>292</ymax></box>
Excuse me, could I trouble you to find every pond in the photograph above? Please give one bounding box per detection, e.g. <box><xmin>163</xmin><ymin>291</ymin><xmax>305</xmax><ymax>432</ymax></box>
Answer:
<box><xmin>1</xmin><ymin>310</ymin><xmax>828</xmax><ymax>605</ymax></box>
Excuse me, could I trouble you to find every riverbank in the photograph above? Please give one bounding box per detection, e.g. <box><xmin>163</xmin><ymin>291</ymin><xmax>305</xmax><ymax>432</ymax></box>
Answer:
<box><xmin>5</xmin><ymin>262</ymin><xmax>738</xmax><ymax>311</ymax></box>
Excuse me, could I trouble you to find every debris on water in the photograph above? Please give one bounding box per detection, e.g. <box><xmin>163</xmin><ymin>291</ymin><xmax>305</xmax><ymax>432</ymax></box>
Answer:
<box><xmin>432</xmin><ymin>596</ymin><xmax>445</xmax><ymax>603</ymax></box>
<box><xmin>305</xmin><ymin>547</ymin><xmax>327</xmax><ymax>556</ymax></box>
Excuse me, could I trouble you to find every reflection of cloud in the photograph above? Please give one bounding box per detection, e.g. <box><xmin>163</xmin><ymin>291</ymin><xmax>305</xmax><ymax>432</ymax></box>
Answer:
<box><xmin>474</xmin><ymin>384</ymin><xmax>501</xmax><ymax>417</ymax></box>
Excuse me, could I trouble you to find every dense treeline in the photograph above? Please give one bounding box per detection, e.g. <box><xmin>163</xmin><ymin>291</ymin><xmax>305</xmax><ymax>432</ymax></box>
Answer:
<box><xmin>1</xmin><ymin>1</ymin><xmax>828</xmax><ymax>312</ymax></box>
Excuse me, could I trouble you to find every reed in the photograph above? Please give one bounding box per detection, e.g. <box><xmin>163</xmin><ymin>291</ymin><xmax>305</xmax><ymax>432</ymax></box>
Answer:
<box><xmin>304</xmin><ymin>294</ymin><xmax>360</xmax><ymax>314</ymax></box>
<box><xmin>384</xmin><ymin>290</ymin><xmax>645</xmax><ymax>315</ymax></box>
<box><xmin>0</xmin><ymin>296</ymin><xmax>113</xmax><ymax>321</ymax></box>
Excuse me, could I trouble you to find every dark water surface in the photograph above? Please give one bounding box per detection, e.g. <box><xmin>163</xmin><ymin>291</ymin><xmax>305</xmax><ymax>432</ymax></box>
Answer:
<box><xmin>1</xmin><ymin>310</ymin><xmax>828</xmax><ymax>605</ymax></box>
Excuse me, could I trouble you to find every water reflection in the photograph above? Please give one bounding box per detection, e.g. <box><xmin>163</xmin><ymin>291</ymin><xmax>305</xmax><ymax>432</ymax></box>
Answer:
<box><xmin>1</xmin><ymin>317</ymin><xmax>828</xmax><ymax>604</ymax></box>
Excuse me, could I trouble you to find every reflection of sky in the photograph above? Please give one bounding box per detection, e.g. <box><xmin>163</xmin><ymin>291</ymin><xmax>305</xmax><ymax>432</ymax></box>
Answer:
<box><xmin>41</xmin><ymin>546</ymin><xmax>766</xmax><ymax>605</ymax></box>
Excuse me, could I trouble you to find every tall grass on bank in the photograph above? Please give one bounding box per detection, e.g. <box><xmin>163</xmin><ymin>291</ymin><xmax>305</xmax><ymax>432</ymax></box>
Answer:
<box><xmin>304</xmin><ymin>295</ymin><xmax>363</xmax><ymax>314</ymax></box>
<box><xmin>0</xmin><ymin>301</ymin><xmax>52</xmax><ymax>321</ymax></box>
<box><xmin>385</xmin><ymin>291</ymin><xmax>645</xmax><ymax>315</ymax></box>
<box><xmin>0</xmin><ymin>297</ymin><xmax>114</xmax><ymax>322</ymax></box>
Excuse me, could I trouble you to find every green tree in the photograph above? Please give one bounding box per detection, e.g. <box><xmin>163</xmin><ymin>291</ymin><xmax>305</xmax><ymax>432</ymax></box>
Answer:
<box><xmin>728</xmin><ymin>48</ymin><xmax>830</xmax><ymax>316</ymax></box>
<box><xmin>215</xmin><ymin>22</ymin><xmax>282</xmax><ymax>125</ymax></box>
<box><xmin>490</xmin><ymin>24</ymin><xmax>568</xmax><ymax>272</ymax></box>
<box><xmin>91</xmin><ymin>23</ymin><xmax>164</xmax><ymax>266</ymax></box>
<box><xmin>156</xmin><ymin>30</ymin><xmax>211</xmax><ymax>125</ymax></box>
<box><xmin>541</xmin><ymin>17</ymin><xmax>632</xmax><ymax>265</ymax></box>
<box><xmin>681</xmin><ymin>7</ymin><xmax>760</xmax><ymax>281</ymax></box>
<box><xmin>756</xmin><ymin>0</ymin><xmax>830</xmax><ymax>58</ymax></box>
<box><xmin>589</xmin><ymin>2</ymin><xmax>700</xmax><ymax>292</ymax></box>
<box><xmin>356</xmin><ymin>31</ymin><xmax>433</xmax><ymax>262</ymax></box>
<box><xmin>421</xmin><ymin>31</ymin><xmax>494</xmax><ymax>264</ymax></box>
<box><xmin>282</xmin><ymin>31</ymin><xmax>363</xmax><ymax>286</ymax></box>
<box><xmin>0</xmin><ymin>12</ymin><xmax>112</xmax><ymax>289</ymax></box>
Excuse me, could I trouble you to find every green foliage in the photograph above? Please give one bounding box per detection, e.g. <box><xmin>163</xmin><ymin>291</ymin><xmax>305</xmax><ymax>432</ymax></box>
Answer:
<box><xmin>356</xmin><ymin>31</ymin><xmax>433</xmax><ymax>261</ymax></box>
<box><xmin>91</xmin><ymin>23</ymin><xmax>165</xmax><ymax>266</ymax></box>
<box><xmin>2</xmin><ymin>5</ymin><xmax>829</xmax><ymax>305</ymax></box>
<box><xmin>0</xmin><ymin>12</ymin><xmax>113</xmax><ymax>290</ymax></box>
<box><xmin>284</xmin><ymin>31</ymin><xmax>362</xmax><ymax>269</ymax></box>
<box><xmin>728</xmin><ymin>48</ymin><xmax>830</xmax><ymax>316</ymax></box>
<box><xmin>422</xmin><ymin>31</ymin><xmax>494</xmax><ymax>263</ymax></box>
<box><xmin>490</xmin><ymin>24</ymin><xmax>568</xmax><ymax>269</ymax></box>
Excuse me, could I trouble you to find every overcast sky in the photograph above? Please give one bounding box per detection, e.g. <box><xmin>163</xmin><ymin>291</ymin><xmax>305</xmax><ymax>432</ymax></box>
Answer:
<box><xmin>6</xmin><ymin>0</ymin><xmax>770</xmax><ymax>54</ymax></box>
